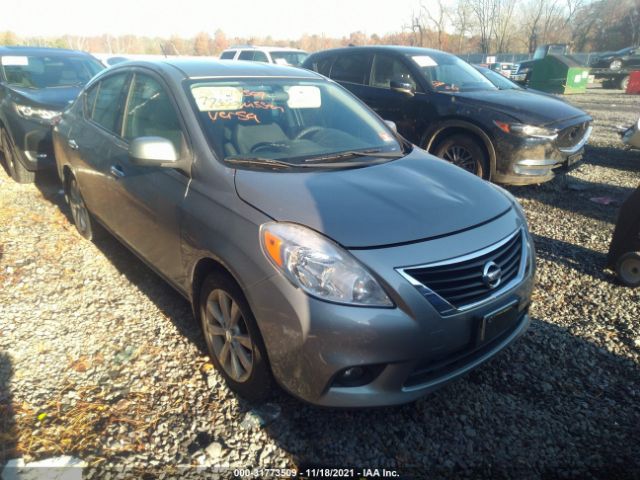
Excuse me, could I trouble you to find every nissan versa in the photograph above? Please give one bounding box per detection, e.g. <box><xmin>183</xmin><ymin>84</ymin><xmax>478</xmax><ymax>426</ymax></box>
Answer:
<box><xmin>302</xmin><ymin>46</ymin><xmax>592</xmax><ymax>185</ymax></box>
<box><xmin>53</xmin><ymin>59</ymin><xmax>535</xmax><ymax>407</ymax></box>
<box><xmin>0</xmin><ymin>46</ymin><xmax>104</xmax><ymax>182</ymax></box>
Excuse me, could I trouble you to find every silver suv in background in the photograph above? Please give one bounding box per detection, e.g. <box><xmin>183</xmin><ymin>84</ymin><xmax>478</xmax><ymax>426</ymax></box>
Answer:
<box><xmin>219</xmin><ymin>46</ymin><xmax>308</xmax><ymax>66</ymax></box>
<box><xmin>53</xmin><ymin>59</ymin><xmax>535</xmax><ymax>407</ymax></box>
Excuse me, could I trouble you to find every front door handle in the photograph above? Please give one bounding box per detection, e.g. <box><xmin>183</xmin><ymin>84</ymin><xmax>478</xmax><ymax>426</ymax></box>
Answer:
<box><xmin>110</xmin><ymin>165</ymin><xmax>125</xmax><ymax>179</ymax></box>
<box><xmin>68</xmin><ymin>139</ymin><xmax>79</xmax><ymax>150</ymax></box>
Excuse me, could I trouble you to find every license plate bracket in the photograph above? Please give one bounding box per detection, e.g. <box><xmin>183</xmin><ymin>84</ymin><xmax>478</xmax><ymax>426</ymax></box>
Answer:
<box><xmin>477</xmin><ymin>302</ymin><xmax>520</xmax><ymax>345</ymax></box>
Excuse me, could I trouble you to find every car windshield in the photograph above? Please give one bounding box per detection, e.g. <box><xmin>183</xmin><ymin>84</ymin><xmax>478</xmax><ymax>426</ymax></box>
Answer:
<box><xmin>0</xmin><ymin>54</ymin><xmax>103</xmax><ymax>89</ymax></box>
<box><xmin>409</xmin><ymin>53</ymin><xmax>497</xmax><ymax>92</ymax></box>
<box><xmin>476</xmin><ymin>67</ymin><xmax>521</xmax><ymax>90</ymax></box>
<box><xmin>270</xmin><ymin>51</ymin><xmax>308</xmax><ymax>67</ymax></box>
<box><xmin>188</xmin><ymin>78</ymin><xmax>404</xmax><ymax>166</ymax></box>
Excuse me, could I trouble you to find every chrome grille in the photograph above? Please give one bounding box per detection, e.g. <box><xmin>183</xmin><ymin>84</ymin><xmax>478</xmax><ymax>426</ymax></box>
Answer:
<box><xmin>556</xmin><ymin>122</ymin><xmax>589</xmax><ymax>148</ymax></box>
<box><xmin>400</xmin><ymin>229</ymin><xmax>524</xmax><ymax>311</ymax></box>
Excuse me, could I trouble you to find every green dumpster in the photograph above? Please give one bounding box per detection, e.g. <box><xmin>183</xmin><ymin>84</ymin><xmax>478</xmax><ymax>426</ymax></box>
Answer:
<box><xmin>529</xmin><ymin>55</ymin><xmax>590</xmax><ymax>94</ymax></box>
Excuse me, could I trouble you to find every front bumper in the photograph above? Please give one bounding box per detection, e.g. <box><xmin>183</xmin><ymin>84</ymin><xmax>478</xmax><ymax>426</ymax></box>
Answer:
<box><xmin>3</xmin><ymin>111</ymin><xmax>56</xmax><ymax>171</ymax></box>
<box><xmin>246</xmin><ymin>210</ymin><xmax>535</xmax><ymax>407</ymax></box>
<box><xmin>493</xmin><ymin>125</ymin><xmax>592</xmax><ymax>185</ymax></box>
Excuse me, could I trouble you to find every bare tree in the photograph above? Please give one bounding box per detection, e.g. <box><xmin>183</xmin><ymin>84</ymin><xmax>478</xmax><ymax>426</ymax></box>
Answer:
<box><xmin>423</xmin><ymin>0</ymin><xmax>449</xmax><ymax>49</ymax></box>
<box><xmin>450</xmin><ymin>2</ymin><xmax>475</xmax><ymax>52</ymax></box>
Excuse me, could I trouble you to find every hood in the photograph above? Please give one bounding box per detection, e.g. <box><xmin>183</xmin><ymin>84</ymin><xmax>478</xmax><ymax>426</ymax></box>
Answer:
<box><xmin>452</xmin><ymin>89</ymin><xmax>589</xmax><ymax>126</ymax></box>
<box><xmin>235</xmin><ymin>150</ymin><xmax>512</xmax><ymax>248</ymax></box>
<box><xmin>8</xmin><ymin>85</ymin><xmax>81</xmax><ymax>110</ymax></box>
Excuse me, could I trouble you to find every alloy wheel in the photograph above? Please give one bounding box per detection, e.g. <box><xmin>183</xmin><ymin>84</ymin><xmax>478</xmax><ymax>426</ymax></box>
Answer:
<box><xmin>69</xmin><ymin>179</ymin><xmax>90</xmax><ymax>234</ymax></box>
<box><xmin>442</xmin><ymin>145</ymin><xmax>479</xmax><ymax>174</ymax></box>
<box><xmin>203</xmin><ymin>289</ymin><xmax>254</xmax><ymax>382</ymax></box>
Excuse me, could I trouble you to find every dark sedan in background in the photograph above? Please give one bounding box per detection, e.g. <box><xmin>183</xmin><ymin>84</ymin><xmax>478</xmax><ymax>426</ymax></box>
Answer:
<box><xmin>591</xmin><ymin>46</ymin><xmax>640</xmax><ymax>71</ymax></box>
<box><xmin>303</xmin><ymin>46</ymin><xmax>593</xmax><ymax>185</ymax></box>
<box><xmin>0</xmin><ymin>46</ymin><xmax>103</xmax><ymax>182</ymax></box>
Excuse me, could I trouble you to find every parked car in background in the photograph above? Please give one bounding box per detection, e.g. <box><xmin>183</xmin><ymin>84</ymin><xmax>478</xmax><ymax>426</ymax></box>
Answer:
<box><xmin>591</xmin><ymin>46</ymin><xmax>640</xmax><ymax>71</ymax></box>
<box><xmin>53</xmin><ymin>59</ymin><xmax>535</xmax><ymax>407</ymax></box>
<box><xmin>303</xmin><ymin>46</ymin><xmax>592</xmax><ymax>185</ymax></box>
<box><xmin>219</xmin><ymin>46</ymin><xmax>308</xmax><ymax>66</ymax></box>
<box><xmin>0</xmin><ymin>46</ymin><xmax>103</xmax><ymax>182</ymax></box>
<box><xmin>486</xmin><ymin>62</ymin><xmax>516</xmax><ymax>78</ymax></box>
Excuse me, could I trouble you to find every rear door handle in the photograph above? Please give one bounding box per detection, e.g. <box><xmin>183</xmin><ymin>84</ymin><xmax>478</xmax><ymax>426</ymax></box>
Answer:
<box><xmin>68</xmin><ymin>139</ymin><xmax>79</xmax><ymax>150</ymax></box>
<box><xmin>110</xmin><ymin>165</ymin><xmax>125</xmax><ymax>179</ymax></box>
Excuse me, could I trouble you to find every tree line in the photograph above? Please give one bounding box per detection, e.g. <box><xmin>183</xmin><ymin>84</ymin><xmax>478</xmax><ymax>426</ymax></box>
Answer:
<box><xmin>0</xmin><ymin>0</ymin><xmax>637</xmax><ymax>57</ymax></box>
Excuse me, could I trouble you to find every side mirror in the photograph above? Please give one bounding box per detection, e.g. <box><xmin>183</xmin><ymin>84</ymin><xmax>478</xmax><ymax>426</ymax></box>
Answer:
<box><xmin>384</xmin><ymin>120</ymin><xmax>397</xmax><ymax>133</ymax></box>
<box><xmin>390</xmin><ymin>80</ymin><xmax>415</xmax><ymax>96</ymax></box>
<box><xmin>129</xmin><ymin>136</ymin><xmax>179</xmax><ymax>168</ymax></box>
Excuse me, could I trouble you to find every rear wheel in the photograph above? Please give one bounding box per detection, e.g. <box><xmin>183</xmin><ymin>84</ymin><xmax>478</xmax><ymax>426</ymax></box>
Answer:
<box><xmin>199</xmin><ymin>272</ymin><xmax>274</xmax><ymax>402</ymax></box>
<box><xmin>1</xmin><ymin>128</ymin><xmax>35</xmax><ymax>183</ymax></box>
<box><xmin>434</xmin><ymin>134</ymin><xmax>489</xmax><ymax>179</ymax></box>
<box><xmin>67</xmin><ymin>175</ymin><xmax>104</xmax><ymax>240</ymax></box>
<box><xmin>616</xmin><ymin>252</ymin><xmax>640</xmax><ymax>288</ymax></box>
<box><xmin>619</xmin><ymin>75</ymin><xmax>630</xmax><ymax>91</ymax></box>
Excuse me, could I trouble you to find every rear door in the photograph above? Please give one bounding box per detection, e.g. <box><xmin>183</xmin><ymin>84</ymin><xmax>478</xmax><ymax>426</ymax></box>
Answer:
<box><xmin>72</xmin><ymin>71</ymin><xmax>130</xmax><ymax>223</ymax></box>
<box><xmin>328</xmin><ymin>51</ymin><xmax>372</xmax><ymax>100</ymax></box>
<box><xmin>106</xmin><ymin>70</ymin><xmax>190</xmax><ymax>285</ymax></box>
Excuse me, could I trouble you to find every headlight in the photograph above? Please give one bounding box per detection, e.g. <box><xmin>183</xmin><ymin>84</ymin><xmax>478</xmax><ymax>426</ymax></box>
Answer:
<box><xmin>14</xmin><ymin>103</ymin><xmax>61</xmax><ymax>122</ymax></box>
<box><xmin>260</xmin><ymin>222</ymin><xmax>393</xmax><ymax>307</ymax></box>
<box><xmin>493</xmin><ymin>121</ymin><xmax>558</xmax><ymax>140</ymax></box>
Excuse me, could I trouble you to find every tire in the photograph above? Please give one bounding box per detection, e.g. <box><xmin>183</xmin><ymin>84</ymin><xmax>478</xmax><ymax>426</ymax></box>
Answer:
<box><xmin>619</xmin><ymin>75</ymin><xmax>630</xmax><ymax>91</ymax></box>
<box><xmin>616</xmin><ymin>252</ymin><xmax>640</xmax><ymax>288</ymax></box>
<box><xmin>609</xmin><ymin>59</ymin><xmax>623</xmax><ymax>71</ymax></box>
<box><xmin>0</xmin><ymin>128</ymin><xmax>35</xmax><ymax>184</ymax></box>
<box><xmin>434</xmin><ymin>134</ymin><xmax>490</xmax><ymax>179</ymax></box>
<box><xmin>199</xmin><ymin>272</ymin><xmax>274</xmax><ymax>402</ymax></box>
<box><xmin>67</xmin><ymin>175</ymin><xmax>104</xmax><ymax>241</ymax></box>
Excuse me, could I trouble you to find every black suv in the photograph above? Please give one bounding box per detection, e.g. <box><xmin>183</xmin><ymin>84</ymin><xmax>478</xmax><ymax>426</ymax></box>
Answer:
<box><xmin>591</xmin><ymin>47</ymin><xmax>640</xmax><ymax>71</ymax></box>
<box><xmin>0</xmin><ymin>46</ymin><xmax>103</xmax><ymax>182</ymax></box>
<box><xmin>303</xmin><ymin>46</ymin><xmax>592</xmax><ymax>185</ymax></box>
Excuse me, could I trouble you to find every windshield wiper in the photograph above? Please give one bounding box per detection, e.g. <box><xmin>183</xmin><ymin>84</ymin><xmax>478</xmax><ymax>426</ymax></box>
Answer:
<box><xmin>304</xmin><ymin>149</ymin><xmax>404</xmax><ymax>164</ymax></box>
<box><xmin>225</xmin><ymin>156</ymin><xmax>297</xmax><ymax>169</ymax></box>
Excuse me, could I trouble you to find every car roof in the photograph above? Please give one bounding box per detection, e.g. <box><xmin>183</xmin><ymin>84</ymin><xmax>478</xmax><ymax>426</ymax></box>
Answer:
<box><xmin>106</xmin><ymin>58</ymin><xmax>323</xmax><ymax>80</ymax></box>
<box><xmin>307</xmin><ymin>45</ymin><xmax>452</xmax><ymax>58</ymax></box>
<box><xmin>224</xmin><ymin>46</ymin><xmax>307</xmax><ymax>53</ymax></box>
<box><xmin>0</xmin><ymin>46</ymin><xmax>91</xmax><ymax>57</ymax></box>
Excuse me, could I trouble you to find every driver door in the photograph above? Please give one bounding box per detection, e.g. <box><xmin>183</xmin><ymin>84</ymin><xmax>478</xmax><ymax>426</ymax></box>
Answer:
<box><xmin>361</xmin><ymin>53</ymin><xmax>428</xmax><ymax>144</ymax></box>
<box><xmin>106</xmin><ymin>71</ymin><xmax>191</xmax><ymax>285</ymax></box>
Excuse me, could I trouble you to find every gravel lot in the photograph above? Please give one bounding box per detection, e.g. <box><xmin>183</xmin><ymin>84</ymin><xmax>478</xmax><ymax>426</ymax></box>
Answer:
<box><xmin>1</xmin><ymin>88</ymin><xmax>639</xmax><ymax>479</ymax></box>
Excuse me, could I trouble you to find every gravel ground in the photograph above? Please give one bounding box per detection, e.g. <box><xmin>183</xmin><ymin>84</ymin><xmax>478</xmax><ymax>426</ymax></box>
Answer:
<box><xmin>1</xmin><ymin>88</ymin><xmax>639</xmax><ymax>479</ymax></box>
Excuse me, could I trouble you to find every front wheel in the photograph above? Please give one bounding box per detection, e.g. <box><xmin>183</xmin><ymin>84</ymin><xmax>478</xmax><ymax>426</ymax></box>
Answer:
<box><xmin>609</xmin><ymin>59</ymin><xmax>623</xmax><ymax>71</ymax></box>
<box><xmin>1</xmin><ymin>129</ymin><xmax>35</xmax><ymax>183</ymax></box>
<box><xmin>434</xmin><ymin>134</ymin><xmax>490</xmax><ymax>179</ymax></box>
<box><xmin>616</xmin><ymin>252</ymin><xmax>640</xmax><ymax>288</ymax></box>
<box><xmin>199</xmin><ymin>272</ymin><xmax>274</xmax><ymax>402</ymax></box>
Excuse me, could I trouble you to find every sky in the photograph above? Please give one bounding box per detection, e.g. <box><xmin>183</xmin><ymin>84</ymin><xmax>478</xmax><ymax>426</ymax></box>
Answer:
<box><xmin>0</xmin><ymin>0</ymin><xmax>430</xmax><ymax>39</ymax></box>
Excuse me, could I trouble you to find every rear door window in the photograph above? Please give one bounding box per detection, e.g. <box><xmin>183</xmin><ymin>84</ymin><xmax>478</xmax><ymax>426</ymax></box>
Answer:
<box><xmin>330</xmin><ymin>53</ymin><xmax>370</xmax><ymax>85</ymax></box>
<box><xmin>315</xmin><ymin>56</ymin><xmax>334</xmax><ymax>76</ymax></box>
<box><xmin>253</xmin><ymin>51</ymin><xmax>269</xmax><ymax>63</ymax></box>
<box><xmin>88</xmin><ymin>73</ymin><xmax>129</xmax><ymax>134</ymax></box>
<box><xmin>238</xmin><ymin>50</ymin><xmax>255</xmax><ymax>61</ymax></box>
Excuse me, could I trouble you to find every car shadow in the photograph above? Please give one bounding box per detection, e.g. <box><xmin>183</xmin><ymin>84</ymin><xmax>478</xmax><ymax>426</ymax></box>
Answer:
<box><xmin>29</xmin><ymin>169</ymin><xmax>207</xmax><ymax>355</ymax></box>
<box><xmin>531</xmin><ymin>232</ymin><xmax>614</xmax><ymax>281</ymax></box>
<box><xmin>508</xmin><ymin>174</ymin><xmax>634</xmax><ymax>225</ymax></box>
<box><xmin>262</xmin><ymin>317</ymin><xmax>640</xmax><ymax>478</ymax></box>
<box><xmin>586</xmin><ymin>145</ymin><xmax>640</xmax><ymax>175</ymax></box>
<box><xmin>0</xmin><ymin>352</ymin><xmax>16</xmax><ymax>466</ymax></box>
